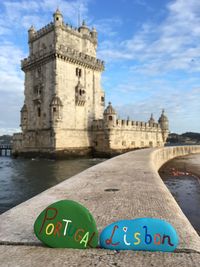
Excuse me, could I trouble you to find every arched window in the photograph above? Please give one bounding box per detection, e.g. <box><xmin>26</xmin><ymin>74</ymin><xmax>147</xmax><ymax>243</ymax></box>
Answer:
<box><xmin>109</xmin><ymin>116</ymin><xmax>112</xmax><ymax>121</ymax></box>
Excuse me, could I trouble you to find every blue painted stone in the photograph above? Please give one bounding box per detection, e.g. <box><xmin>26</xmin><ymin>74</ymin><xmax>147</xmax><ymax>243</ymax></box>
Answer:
<box><xmin>100</xmin><ymin>218</ymin><xmax>179</xmax><ymax>252</ymax></box>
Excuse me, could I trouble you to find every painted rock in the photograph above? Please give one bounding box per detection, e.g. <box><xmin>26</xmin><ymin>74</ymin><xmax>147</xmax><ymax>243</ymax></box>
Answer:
<box><xmin>34</xmin><ymin>200</ymin><xmax>98</xmax><ymax>248</ymax></box>
<box><xmin>100</xmin><ymin>218</ymin><xmax>179</xmax><ymax>252</ymax></box>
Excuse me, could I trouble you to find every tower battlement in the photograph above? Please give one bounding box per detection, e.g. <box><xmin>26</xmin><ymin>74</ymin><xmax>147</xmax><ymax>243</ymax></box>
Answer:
<box><xmin>29</xmin><ymin>22</ymin><xmax>97</xmax><ymax>44</ymax></box>
<box><xmin>92</xmin><ymin>118</ymin><xmax>161</xmax><ymax>131</ymax></box>
<box><xmin>28</xmin><ymin>23</ymin><xmax>54</xmax><ymax>42</ymax></box>
<box><xmin>27</xmin><ymin>9</ymin><xmax>98</xmax><ymax>61</ymax></box>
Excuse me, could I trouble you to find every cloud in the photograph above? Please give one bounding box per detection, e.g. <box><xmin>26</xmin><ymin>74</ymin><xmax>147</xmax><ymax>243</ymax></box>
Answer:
<box><xmin>98</xmin><ymin>0</ymin><xmax>200</xmax><ymax>74</ymax></box>
<box><xmin>0</xmin><ymin>127</ymin><xmax>20</xmax><ymax>136</ymax></box>
<box><xmin>0</xmin><ymin>42</ymin><xmax>24</xmax><ymax>93</ymax></box>
<box><xmin>114</xmin><ymin>84</ymin><xmax>200</xmax><ymax>133</ymax></box>
<box><xmin>133</xmin><ymin>0</ymin><xmax>153</xmax><ymax>12</ymax></box>
<box><xmin>93</xmin><ymin>17</ymin><xmax>122</xmax><ymax>37</ymax></box>
<box><xmin>0</xmin><ymin>89</ymin><xmax>23</xmax><ymax>135</ymax></box>
<box><xmin>2</xmin><ymin>0</ymin><xmax>90</xmax><ymax>30</ymax></box>
<box><xmin>97</xmin><ymin>0</ymin><xmax>200</xmax><ymax>133</ymax></box>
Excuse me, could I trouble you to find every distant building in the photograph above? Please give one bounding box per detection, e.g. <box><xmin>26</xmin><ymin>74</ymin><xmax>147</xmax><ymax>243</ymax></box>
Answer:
<box><xmin>13</xmin><ymin>10</ymin><xmax>169</xmax><ymax>157</ymax></box>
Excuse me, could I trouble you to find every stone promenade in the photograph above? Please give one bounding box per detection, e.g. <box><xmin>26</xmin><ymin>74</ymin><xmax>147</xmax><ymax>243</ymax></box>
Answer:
<box><xmin>0</xmin><ymin>146</ymin><xmax>200</xmax><ymax>266</ymax></box>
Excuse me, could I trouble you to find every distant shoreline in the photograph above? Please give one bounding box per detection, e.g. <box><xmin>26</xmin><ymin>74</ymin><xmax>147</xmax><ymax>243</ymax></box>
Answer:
<box><xmin>160</xmin><ymin>153</ymin><xmax>200</xmax><ymax>177</ymax></box>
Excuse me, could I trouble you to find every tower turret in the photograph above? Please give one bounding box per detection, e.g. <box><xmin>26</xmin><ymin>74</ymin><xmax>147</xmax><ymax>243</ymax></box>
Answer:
<box><xmin>78</xmin><ymin>20</ymin><xmax>90</xmax><ymax>35</ymax></box>
<box><xmin>28</xmin><ymin>25</ymin><xmax>36</xmax><ymax>41</ymax></box>
<box><xmin>148</xmin><ymin>113</ymin><xmax>155</xmax><ymax>125</ymax></box>
<box><xmin>158</xmin><ymin>109</ymin><xmax>169</xmax><ymax>142</ymax></box>
<box><xmin>91</xmin><ymin>27</ymin><xmax>97</xmax><ymax>44</ymax></box>
<box><xmin>50</xmin><ymin>95</ymin><xmax>63</xmax><ymax>127</ymax></box>
<box><xmin>103</xmin><ymin>102</ymin><xmax>117</xmax><ymax>128</ymax></box>
<box><xmin>20</xmin><ymin>104</ymin><xmax>28</xmax><ymax>131</ymax></box>
<box><xmin>53</xmin><ymin>8</ymin><xmax>63</xmax><ymax>26</ymax></box>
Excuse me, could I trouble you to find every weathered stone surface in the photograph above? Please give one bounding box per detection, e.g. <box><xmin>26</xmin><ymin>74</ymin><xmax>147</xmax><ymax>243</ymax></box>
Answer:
<box><xmin>100</xmin><ymin>218</ymin><xmax>179</xmax><ymax>251</ymax></box>
<box><xmin>34</xmin><ymin>200</ymin><xmax>98</xmax><ymax>248</ymax></box>
<box><xmin>0</xmin><ymin>245</ymin><xmax>200</xmax><ymax>267</ymax></box>
<box><xmin>0</xmin><ymin>147</ymin><xmax>200</xmax><ymax>266</ymax></box>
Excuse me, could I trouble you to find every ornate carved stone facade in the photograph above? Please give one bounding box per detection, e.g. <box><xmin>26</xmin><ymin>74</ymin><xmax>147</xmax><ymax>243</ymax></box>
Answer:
<box><xmin>13</xmin><ymin>10</ymin><xmax>169</xmax><ymax>157</ymax></box>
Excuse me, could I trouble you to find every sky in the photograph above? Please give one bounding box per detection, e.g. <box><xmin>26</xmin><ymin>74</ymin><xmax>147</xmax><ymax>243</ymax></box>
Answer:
<box><xmin>0</xmin><ymin>0</ymin><xmax>200</xmax><ymax>135</ymax></box>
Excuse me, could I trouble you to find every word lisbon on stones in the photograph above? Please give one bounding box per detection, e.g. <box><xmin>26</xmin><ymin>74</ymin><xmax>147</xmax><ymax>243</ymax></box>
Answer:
<box><xmin>100</xmin><ymin>218</ymin><xmax>179</xmax><ymax>252</ymax></box>
<box><xmin>12</xmin><ymin>9</ymin><xmax>169</xmax><ymax>158</ymax></box>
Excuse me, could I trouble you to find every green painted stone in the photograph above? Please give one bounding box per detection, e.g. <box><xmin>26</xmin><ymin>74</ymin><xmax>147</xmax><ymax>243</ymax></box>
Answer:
<box><xmin>34</xmin><ymin>200</ymin><xmax>98</xmax><ymax>248</ymax></box>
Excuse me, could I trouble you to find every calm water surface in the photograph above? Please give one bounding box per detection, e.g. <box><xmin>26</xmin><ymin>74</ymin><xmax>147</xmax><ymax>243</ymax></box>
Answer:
<box><xmin>0</xmin><ymin>157</ymin><xmax>105</xmax><ymax>214</ymax></box>
<box><xmin>159</xmin><ymin>158</ymin><xmax>200</xmax><ymax>235</ymax></box>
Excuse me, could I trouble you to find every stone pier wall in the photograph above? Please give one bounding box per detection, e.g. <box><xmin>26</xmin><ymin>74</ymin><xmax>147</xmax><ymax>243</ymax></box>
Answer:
<box><xmin>0</xmin><ymin>145</ymin><xmax>200</xmax><ymax>266</ymax></box>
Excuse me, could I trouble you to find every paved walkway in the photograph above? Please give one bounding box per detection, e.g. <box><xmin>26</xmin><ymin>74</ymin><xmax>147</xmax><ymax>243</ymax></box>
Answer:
<box><xmin>0</xmin><ymin>146</ymin><xmax>200</xmax><ymax>266</ymax></box>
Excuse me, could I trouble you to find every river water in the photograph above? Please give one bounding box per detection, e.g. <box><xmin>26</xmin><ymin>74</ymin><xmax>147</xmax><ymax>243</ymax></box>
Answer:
<box><xmin>0</xmin><ymin>156</ymin><xmax>105</xmax><ymax>214</ymax></box>
<box><xmin>1</xmin><ymin>154</ymin><xmax>200</xmax><ymax>236</ymax></box>
<box><xmin>159</xmin><ymin>154</ymin><xmax>200</xmax><ymax>235</ymax></box>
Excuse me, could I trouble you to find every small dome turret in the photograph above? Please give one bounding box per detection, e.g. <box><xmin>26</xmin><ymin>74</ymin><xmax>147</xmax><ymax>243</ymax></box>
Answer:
<box><xmin>103</xmin><ymin>102</ymin><xmax>117</xmax><ymax>128</ymax></box>
<box><xmin>149</xmin><ymin>113</ymin><xmax>155</xmax><ymax>124</ymax></box>
<box><xmin>50</xmin><ymin>95</ymin><xmax>63</xmax><ymax>124</ymax></box>
<box><xmin>79</xmin><ymin>20</ymin><xmax>90</xmax><ymax>35</ymax></box>
<box><xmin>53</xmin><ymin>8</ymin><xmax>63</xmax><ymax>25</ymax></box>
<box><xmin>158</xmin><ymin>109</ymin><xmax>169</xmax><ymax>143</ymax></box>
<box><xmin>91</xmin><ymin>27</ymin><xmax>97</xmax><ymax>40</ymax></box>
<box><xmin>92</xmin><ymin>26</ymin><xmax>97</xmax><ymax>32</ymax></box>
<box><xmin>158</xmin><ymin>109</ymin><xmax>168</xmax><ymax>129</ymax></box>
<box><xmin>50</xmin><ymin>95</ymin><xmax>63</xmax><ymax>107</ymax></box>
<box><xmin>28</xmin><ymin>25</ymin><xmax>36</xmax><ymax>40</ymax></box>
<box><xmin>28</xmin><ymin>25</ymin><xmax>35</xmax><ymax>32</ymax></box>
<box><xmin>54</xmin><ymin>8</ymin><xmax>62</xmax><ymax>15</ymax></box>
<box><xmin>21</xmin><ymin>104</ymin><xmax>28</xmax><ymax>113</ymax></box>
<box><xmin>104</xmin><ymin>102</ymin><xmax>116</xmax><ymax>115</ymax></box>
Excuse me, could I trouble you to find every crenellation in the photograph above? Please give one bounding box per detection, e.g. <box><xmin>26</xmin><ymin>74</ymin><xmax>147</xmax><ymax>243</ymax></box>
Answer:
<box><xmin>29</xmin><ymin>23</ymin><xmax>54</xmax><ymax>42</ymax></box>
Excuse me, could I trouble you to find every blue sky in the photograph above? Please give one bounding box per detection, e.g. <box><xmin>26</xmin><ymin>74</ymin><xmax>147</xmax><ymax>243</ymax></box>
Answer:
<box><xmin>0</xmin><ymin>0</ymin><xmax>200</xmax><ymax>135</ymax></box>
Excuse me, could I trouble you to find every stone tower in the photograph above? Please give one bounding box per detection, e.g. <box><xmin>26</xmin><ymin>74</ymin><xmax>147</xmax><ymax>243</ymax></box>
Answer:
<box><xmin>19</xmin><ymin>9</ymin><xmax>105</xmax><ymax>156</ymax></box>
<box><xmin>12</xmin><ymin>10</ymin><xmax>169</xmax><ymax>158</ymax></box>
